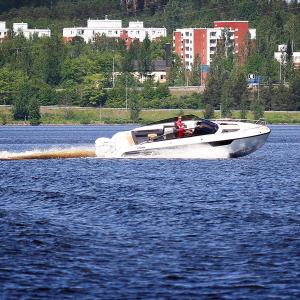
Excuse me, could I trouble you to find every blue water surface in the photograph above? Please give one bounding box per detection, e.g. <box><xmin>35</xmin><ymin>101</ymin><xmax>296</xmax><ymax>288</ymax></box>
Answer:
<box><xmin>0</xmin><ymin>125</ymin><xmax>299</xmax><ymax>299</ymax></box>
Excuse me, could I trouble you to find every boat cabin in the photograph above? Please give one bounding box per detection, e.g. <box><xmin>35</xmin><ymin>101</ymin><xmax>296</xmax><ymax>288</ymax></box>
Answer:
<box><xmin>131</xmin><ymin>116</ymin><xmax>218</xmax><ymax>145</ymax></box>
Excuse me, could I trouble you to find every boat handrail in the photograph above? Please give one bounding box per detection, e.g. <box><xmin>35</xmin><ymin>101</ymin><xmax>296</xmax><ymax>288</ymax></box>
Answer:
<box><xmin>212</xmin><ymin>118</ymin><xmax>267</xmax><ymax>125</ymax></box>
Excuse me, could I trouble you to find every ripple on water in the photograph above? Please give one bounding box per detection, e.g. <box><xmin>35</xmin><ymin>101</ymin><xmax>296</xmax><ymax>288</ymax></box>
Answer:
<box><xmin>0</xmin><ymin>125</ymin><xmax>300</xmax><ymax>299</ymax></box>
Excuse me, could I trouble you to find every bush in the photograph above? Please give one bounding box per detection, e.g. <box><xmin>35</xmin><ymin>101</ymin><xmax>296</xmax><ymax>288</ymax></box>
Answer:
<box><xmin>0</xmin><ymin>112</ymin><xmax>7</xmax><ymax>125</ymax></box>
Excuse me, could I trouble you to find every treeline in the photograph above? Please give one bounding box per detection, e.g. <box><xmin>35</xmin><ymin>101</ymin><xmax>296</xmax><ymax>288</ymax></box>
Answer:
<box><xmin>0</xmin><ymin>0</ymin><xmax>299</xmax><ymax>124</ymax></box>
<box><xmin>202</xmin><ymin>35</ymin><xmax>300</xmax><ymax>119</ymax></box>
<box><xmin>0</xmin><ymin>33</ymin><xmax>201</xmax><ymax>124</ymax></box>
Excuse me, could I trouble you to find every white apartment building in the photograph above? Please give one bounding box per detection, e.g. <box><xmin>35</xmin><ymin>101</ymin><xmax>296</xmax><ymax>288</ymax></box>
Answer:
<box><xmin>174</xmin><ymin>28</ymin><xmax>223</xmax><ymax>70</ymax></box>
<box><xmin>13</xmin><ymin>23</ymin><xmax>51</xmax><ymax>38</ymax></box>
<box><xmin>63</xmin><ymin>17</ymin><xmax>167</xmax><ymax>45</ymax></box>
<box><xmin>274</xmin><ymin>44</ymin><xmax>300</xmax><ymax>69</ymax></box>
<box><xmin>0</xmin><ymin>21</ymin><xmax>8</xmax><ymax>41</ymax></box>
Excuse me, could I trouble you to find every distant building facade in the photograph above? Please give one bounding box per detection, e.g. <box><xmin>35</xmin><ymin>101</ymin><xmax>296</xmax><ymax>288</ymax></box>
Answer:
<box><xmin>13</xmin><ymin>23</ymin><xmax>51</xmax><ymax>38</ymax></box>
<box><xmin>63</xmin><ymin>17</ymin><xmax>167</xmax><ymax>46</ymax></box>
<box><xmin>0</xmin><ymin>21</ymin><xmax>8</xmax><ymax>41</ymax></box>
<box><xmin>274</xmin><ymin>44</ymin><xmax>300</xmax><ymax>69</ymax></box>
<box><xmin>173</xmin><ymin>21</ymin><xmax>256</xmax><ymax>75</ymax></box>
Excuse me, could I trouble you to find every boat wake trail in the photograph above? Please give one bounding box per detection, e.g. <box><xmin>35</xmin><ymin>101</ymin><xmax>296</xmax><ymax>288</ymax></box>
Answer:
<box><xmin>0</xmin><ymin>147</ymin><xmax>96</xmax><ymax>160</ymax></box>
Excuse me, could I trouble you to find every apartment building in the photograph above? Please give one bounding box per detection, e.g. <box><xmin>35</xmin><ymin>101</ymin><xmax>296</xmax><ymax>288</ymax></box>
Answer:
<box><xmin>274</xmin><ymin>44</ymin><xmax>300</xmax><ymax>69</ymax></box>
<box><xmin>174</xmin><ymin>21</ymin><xmax>256</xmax><ymax>71</ymax></box>
<box><xmin>13</xmin><ymin>23</ymin><xmax>51</xmax><ymax>38</ymax></box>
<box><xmin>63</xmin><ymin>17</ymin><xmax>167</xmax><ymax>46</ymax></box>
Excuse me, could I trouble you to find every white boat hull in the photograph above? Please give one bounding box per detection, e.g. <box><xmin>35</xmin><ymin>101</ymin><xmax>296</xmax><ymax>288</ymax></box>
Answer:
<box><xmin>122</xmin><ymin>132</ymin><xmax>270</xmax><ymax>159</ymax></box>
<box><xmin>95</xmin><ymin>119</ymin><xmax>271</xmax><ymax>159</ymax></box>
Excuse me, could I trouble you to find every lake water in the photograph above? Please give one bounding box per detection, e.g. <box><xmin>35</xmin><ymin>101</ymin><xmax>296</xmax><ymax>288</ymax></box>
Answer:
<box><xmin>0</xmin><ymin>125</ymin><xmax>299</xmax><ymax>299</ymax></box>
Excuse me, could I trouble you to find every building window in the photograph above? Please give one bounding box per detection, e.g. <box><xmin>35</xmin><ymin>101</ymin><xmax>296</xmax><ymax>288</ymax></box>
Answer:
<box><xmin>185</xmin><ymin>47</ymin><xmax>189</xmax><ymax>51</ymax></box>
<box><xmin>115</xmin><ymin>31</ymin><xmax>118</xmax><ymax>34</ymax></box>
<box><xmin>136</xmin><ymin>31</ymin><xmax>140</xmax><ymax>34</ymax></box>
<box><xmin>186</xmin><ymin>54</ymin><xmax>189</xmax><ymax>58</ymax></box>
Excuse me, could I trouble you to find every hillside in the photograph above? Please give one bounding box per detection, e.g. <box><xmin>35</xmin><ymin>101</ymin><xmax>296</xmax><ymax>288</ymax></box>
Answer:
<box><xmin>0</xmin><ymin>0</ymin><xmax>299</xmax><ymax>123</ymax></box>
<box><xmin>0</xmin><ymin>1</ymin><xmax>299</xmax><ymax>55</ymax></box>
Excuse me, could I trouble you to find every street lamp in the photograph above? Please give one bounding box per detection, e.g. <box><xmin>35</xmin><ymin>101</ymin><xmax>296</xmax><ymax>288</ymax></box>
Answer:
<box><xmin>125</xmin><ymin>75</ymin><xmax>128</xmax><ymax>110</ymax></box>
<box><xmin>112</xmin><ymin>50</ymin><xmax>115</xmax><ymax>88</ymax></box>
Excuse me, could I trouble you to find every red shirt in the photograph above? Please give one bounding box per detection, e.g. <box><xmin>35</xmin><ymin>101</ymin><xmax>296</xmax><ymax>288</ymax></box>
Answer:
<box><xmin>176</xmin><ymin>119</ymin><xmax>184</xmax><ymax>129</ymax></box>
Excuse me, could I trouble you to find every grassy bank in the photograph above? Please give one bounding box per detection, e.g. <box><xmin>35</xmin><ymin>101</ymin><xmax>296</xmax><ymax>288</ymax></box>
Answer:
<box><xmin>0</xmin><ymin>106</ymin><xmax>300</xmax><ymax>125</ymax></box>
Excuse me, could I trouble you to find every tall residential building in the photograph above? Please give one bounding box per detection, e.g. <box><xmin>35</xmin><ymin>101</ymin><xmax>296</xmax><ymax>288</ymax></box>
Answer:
<box><xmin>63</xmin><ymin>17</ymin><xmax>167</xmax><ymax>46</ymax></box>
<box><xmin>173</xmin><ymin>21</ymin><xmax>256</xmax><ymax>71</ymax></box>
<box><xmin>13</xmin><ymin>23</ymin><xmax>51</xmax><ymax>38</ymax></box>
<box><xmin>0</xmin><ymin>21</ymin><xmax>8</xmax><ymax>41</ymax></box>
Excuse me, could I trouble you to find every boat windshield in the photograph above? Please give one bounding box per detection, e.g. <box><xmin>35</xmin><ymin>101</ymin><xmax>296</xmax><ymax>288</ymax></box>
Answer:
<box><xmin>193</xmin><ymin>120</ymin><xmax>218</xmax><ymax>135</ymax></box>
<box><xmin>145</xmin><ymin>114</ymin><xmax>201</xmax><ymax>126</ymax></box>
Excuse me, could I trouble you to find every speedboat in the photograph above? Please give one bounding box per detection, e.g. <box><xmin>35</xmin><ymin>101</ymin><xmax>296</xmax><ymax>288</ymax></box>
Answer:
<box><xmin>95</xmin><ymin>115</ymin><xmax>271</xmax><ymax>159</ymax></box>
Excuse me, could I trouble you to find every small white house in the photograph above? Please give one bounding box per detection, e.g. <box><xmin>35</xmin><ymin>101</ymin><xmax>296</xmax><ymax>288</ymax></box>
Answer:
<box><xmin>274</xmin><ymin>44</ymin><xmax>300</xmax><ymax>69</ymax></box>
<box><xmin>0</xmin><ymin>21</ymin><xmax>8</xmax><ymax>41</ymax></box>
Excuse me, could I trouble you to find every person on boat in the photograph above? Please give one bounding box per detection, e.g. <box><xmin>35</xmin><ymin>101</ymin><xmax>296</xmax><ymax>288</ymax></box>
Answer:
<box><xmin>175</xmin><ymin>116</ymin><xmax>185</xmax><ymax>138</ymax></box>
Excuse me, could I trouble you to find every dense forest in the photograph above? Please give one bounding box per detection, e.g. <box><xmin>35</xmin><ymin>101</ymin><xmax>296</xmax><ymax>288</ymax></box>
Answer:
<box><xmin>0</xmin><ymin>0</ymin><xmax>299</xmax><ymax>123</ymax></box>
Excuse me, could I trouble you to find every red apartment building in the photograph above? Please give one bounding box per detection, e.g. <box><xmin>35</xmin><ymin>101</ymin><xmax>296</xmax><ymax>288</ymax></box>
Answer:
<box><xmin>173</xmin><ymin>21</ymin><xmax>256</xmax><ymax>81</ymax></box>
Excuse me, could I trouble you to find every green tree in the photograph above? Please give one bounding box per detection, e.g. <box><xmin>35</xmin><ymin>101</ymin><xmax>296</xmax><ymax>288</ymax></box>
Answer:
<box><xmin>62</xmin><ymin>55</ymin><xmax>95</xmax><ymax>83</ymax></box>
<box><xmin>240</xmin><ymin>97</ymin><xmax>248</xmax><ymax>120</ymax></box>
<box><xmin>0</xmin><ymin>67</ymin><xmax>27</xmax><ymax>105</ymax></box>
<box><xmin>12</xmin><ymin>82</ymin><xmax>32</xmax><ymax>120</ymax></box>
<box><xmin>203</xmin><ymin>54</ymin><xmax>227</xmax><ymax>110</ymax></box>
<box><xmin>44</xmin><ymin>35</ymin><xmax>64</xmax><ymax>85</ymax></box>
<box><xmin>204</xmin><ymin>104</ymin><xmax>214</xmax><ymax>119</ymax></box>
<box><xmin>288</xmin><ymin>71</ymin><xmax>300</xmax><ymax>110</ymax></box>
<box><xmin>220</xmin><ymin>80</ymin><xmax>234</xmax><ymax>118</ymax></box>
<box><xmin>28</xmin><ymin>96</ymin><xmax>41</xmax><ymax>125</ymax></box>
<box><xmin>141</xmin><ymin>79</ymin><xmax>156</xmax><ymax>101</ymax></box>
<box><xmin>167</xmin><ymin>54</ymin><xmax>185</xmax><ymax>86</ymax></box>
<box><xmin>139</xmin><ymin>34</ymin><xmax>152</xmax><ymax>76</ymax></box>
<box><xmin>81</xmin><ymin>74</ymin><xmax>105</xmax><ymax>106</ymax></box>
<box><xmin>156</xmin><ymin>83</ymin><xmax>170</xmax><ymax>99</ymax></box>
<box><xmin>129</xmin><ymin>90</ymin><xmax>141</xmax><ymax>123</ymax></box>
<box><xmin>190</xmin><ymin>55</ymin><xmax>201</xmax><ymax>86</ymax></box>
<box><xmin>251</xmin><ymin>92</ymin><xmax>264</xmax><ymax>120</ymax></box>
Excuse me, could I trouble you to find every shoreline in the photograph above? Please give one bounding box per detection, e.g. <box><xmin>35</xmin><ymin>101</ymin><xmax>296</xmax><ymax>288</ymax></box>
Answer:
<box><xmin>1</xmin><ymin>107</ymin><xmax>300</xmax><ymax>125</ymax></box>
